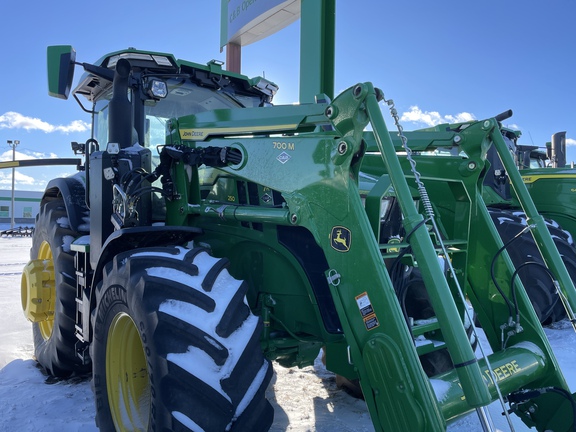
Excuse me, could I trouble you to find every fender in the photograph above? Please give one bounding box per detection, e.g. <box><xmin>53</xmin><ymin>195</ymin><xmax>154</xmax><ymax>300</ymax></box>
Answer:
<box><xmin>42</xmin><ymin>173</ymin><xmax>89</xmax><ymax>233</ymax></box>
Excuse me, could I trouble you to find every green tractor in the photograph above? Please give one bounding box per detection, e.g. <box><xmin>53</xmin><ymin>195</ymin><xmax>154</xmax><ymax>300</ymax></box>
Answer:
<box><xmin>493</xmin><ymin>129</ymin><xmax>576</xmax><ymax>237</ymax></box>
<box><xmin>515</xmin><ymin>131</ymin><xmax>576</xmax><ymax>240</ymax></box>
<box><xmin>18</xmin><ymin>44</ymin><xmax>576</xmax><ymax>431</ymax></box>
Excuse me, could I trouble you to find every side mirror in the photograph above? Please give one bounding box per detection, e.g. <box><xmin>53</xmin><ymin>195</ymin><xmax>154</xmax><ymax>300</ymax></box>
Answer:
<box><xmin>47</xmin><ymin>45</ymin><xmax>76</xmax><ymax>99</ymax></box>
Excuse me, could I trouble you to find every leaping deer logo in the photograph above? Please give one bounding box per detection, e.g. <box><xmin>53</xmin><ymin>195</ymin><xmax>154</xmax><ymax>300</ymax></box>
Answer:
<box><xmin>331</xmin><ymin>227</ymin><xmax>351</xmax><ymax>252</ymax></box>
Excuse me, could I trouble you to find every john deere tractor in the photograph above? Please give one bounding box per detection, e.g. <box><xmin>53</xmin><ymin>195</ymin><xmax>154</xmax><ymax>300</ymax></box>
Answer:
<box><xmin>514</xmin><ymin>131</ymin><xmax>576</xmax><ymax>244</ymax></box>
<box><xmin>19</xmin><ymin>44</ymin><xmax>576</xmax><ymax>431</ymax></box>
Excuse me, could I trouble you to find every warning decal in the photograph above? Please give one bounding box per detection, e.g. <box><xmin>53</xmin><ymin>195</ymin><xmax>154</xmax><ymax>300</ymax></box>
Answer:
<box><xmin>355</xmin><ymin>292</ymin><xmax>374</xmax><ymax>317</ymax></box>
<box><xmin>364</xmin><ymin>315</ymin><xmax>380</xmax><ymax>330</ymax></box>
<box><xmin>356</xmin><ymin>292</ymin><xmax>380</xmax><ymax>331</ymax></box>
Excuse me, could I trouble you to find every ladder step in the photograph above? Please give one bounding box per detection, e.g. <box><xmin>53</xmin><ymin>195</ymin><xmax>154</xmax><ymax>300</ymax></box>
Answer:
<box><xmin>413</xmin><ymin>318</ymin><xmax>446</xmax><ymax>355</ymax></box>
<box><xmin>415</xmin><ymin>337</ymin><xmax>446</xmax><ymax>356</ymax></box>
<box><xmin>412</xmin><ymin>317</ymin><xmax>440</xmax><ymax>336</ymax></box>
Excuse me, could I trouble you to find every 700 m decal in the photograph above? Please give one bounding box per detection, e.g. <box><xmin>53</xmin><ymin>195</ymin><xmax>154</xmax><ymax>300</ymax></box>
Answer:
<box><xmin>273</xmin><ymin>141</ymin><xmax>295</xmax><ymax>150</ymax></box>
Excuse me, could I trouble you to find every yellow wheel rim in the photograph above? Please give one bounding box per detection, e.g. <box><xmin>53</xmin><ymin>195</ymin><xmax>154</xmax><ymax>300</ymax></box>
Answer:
<box><xmin>37</xmin><ymin>241</ymin><xmax>55</xmax><ymax>340</ymax></box>
<box><xmin>106</xmin><ymin>312</ymin><xmax>150</xmax><ymax>431</ymax></box>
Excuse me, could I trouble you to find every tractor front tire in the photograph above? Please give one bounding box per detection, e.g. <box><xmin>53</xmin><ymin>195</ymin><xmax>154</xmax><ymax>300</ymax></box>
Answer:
<box><xmin>29</xmin><ymin>198</ymin><xmax>87</xmax><ymax>377</ymax></box>
<box><xmin>91</xmin><ymin>246</ymin><xmax>273</xmax><ymax>431</ymax></box>
<box><xmin>511</xmin><ymin>210</ymin><xmax>576</xmax><ymax>323</ymax></box>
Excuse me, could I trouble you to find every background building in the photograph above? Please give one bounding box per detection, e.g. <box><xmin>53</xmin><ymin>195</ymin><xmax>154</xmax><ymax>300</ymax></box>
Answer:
<box><xmin>0</xmin><ymin>190</ymin><xmax>41</xmax><ymax>225</ymax></box>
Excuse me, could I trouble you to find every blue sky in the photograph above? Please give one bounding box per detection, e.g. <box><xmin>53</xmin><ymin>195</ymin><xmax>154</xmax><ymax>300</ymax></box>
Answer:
<box><xmin>0</xmin><ymin>0</ymin><xmax>574</xmax><ymax>191</ymax></box>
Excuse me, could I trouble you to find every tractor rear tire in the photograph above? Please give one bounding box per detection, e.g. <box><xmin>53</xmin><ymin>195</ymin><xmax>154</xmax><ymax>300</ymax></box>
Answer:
<box><xmin>489</xmin><ymin>208</ymin><xmax>576</xmax><ymax>324</ymax></box>
<box><xmin>29</xmin><ymin>198</ymin><xmax>88</xmax><ymax>377</ymax></box>
<box><xmin>91</xmin><ymin>246</ymin><xmax>273</xmax><ymax>432</ymax></box>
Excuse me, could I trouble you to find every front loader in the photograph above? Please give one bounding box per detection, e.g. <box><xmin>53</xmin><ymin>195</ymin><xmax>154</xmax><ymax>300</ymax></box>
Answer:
<box><xmin>370</xmin><ymin>122</ymin><xmax>576</xmax><ymax>327</ymax></box>
<box><xmin>19</xmin><ymin>45</ymin><xmax>576</xmax><ymax>431</ymax></box>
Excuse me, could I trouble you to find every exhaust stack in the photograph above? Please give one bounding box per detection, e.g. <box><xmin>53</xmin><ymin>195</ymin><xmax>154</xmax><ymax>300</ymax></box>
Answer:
<box><xmin>551</xmin><ymin>131</ymin><xmax>567</xmax><ymax>168</ymax></box>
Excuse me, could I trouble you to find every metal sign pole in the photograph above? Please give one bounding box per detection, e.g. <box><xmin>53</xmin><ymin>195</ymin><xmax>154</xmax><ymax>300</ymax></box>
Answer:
<box><xmin>7</xmin><ymin>140</ymin><xmax>19</xmax><ymax>229</ymax></box>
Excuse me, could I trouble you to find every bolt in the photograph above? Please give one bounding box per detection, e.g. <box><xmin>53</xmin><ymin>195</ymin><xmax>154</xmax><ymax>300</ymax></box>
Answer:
<box><xmin>338</xmin><ymin>141</ymin><xmax>348</xmax><ymax>155</ymax></box>
<box><xmin>290</xmin><ymin>214</ymin><xmax>298</xmax><ymax>224</ymax></box>
<box><xmin>453</xmin><ymin>135</ymin><xmax>462</xmax><ymax>144</ymax></box>
<box><xmin>179</xmin><ymin>206</ymin><xmax>185</xmax><ymax>214</ymax></box>
<box><xmin>325</xmin><ymin>106</ymin><xmax>335</xmax><ymax>118</ymax></box>
<box><xmin>468</xmin><ymin>161</ymin><xmax>477</xmax><ymax>170</ymax></box>
<box><xmin>353</xmin><ymin>85</ymin><xmax>363</xmax><ymax>98</ymax></box>
<box><xmin>483</xmin><ymin>120</ymin><xmax>491</xmax><ymax>128</ymax></box>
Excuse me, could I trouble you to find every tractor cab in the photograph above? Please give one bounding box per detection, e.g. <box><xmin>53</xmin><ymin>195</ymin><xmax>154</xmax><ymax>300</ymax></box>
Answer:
<box><xmin>69</xmin><ymin>48</ymin><xmax>277</xmax><ymax>153</ymax></box>
<box><xmin>516</xmin><ymin>144</ymin><xmax>547</xmax><ymax>169</ymax></box>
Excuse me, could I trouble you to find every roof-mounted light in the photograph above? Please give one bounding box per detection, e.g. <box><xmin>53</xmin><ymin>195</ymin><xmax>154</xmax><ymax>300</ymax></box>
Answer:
<box><xmin>151</xmin><ymin>55</ymin><xmax>173</xmax><ymax>67</ymax></box>
<box><xmin>107</xmin><ymin>52</ymin><xmax>174</xmax><ymax>69</ymax></box>
<box><xmin>252</xmin><ymin>77</ymin><xmax>279</xmax><ymax>99</ymax></box>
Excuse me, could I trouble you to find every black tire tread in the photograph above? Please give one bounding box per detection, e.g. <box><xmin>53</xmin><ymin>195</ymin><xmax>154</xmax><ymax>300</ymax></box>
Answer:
<box><xmin>31</xmin><ymin>198</ymin><xmax>88</xmax><ymax>376</ymax></box>
<box><xmin>489</xmin><ymin>208</ymin><xmax>576</xmax><ymax>324</ymax></box>
<box><xmin>92</xmin><ymin>246</ymin><xmax>273</xmax><ymax>431</ymax></box>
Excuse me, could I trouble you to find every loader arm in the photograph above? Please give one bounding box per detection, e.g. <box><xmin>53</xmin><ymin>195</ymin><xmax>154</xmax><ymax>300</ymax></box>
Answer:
<box><xmin>164</xmin><ymin>82</ymin><xmax>576</xmax><ymax>431</ymax></box>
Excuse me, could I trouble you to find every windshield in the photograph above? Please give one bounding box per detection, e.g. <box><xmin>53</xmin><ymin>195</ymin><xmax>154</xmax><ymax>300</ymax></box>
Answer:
<box><xmin>529</xmin><ymin>156</ymin><xmax>546</xmax><ymax>168</ymax></box>
<box><xmin>93</xmin><ymin>77</ymin><xmax>262</xmax><ymax>152</ymax></box>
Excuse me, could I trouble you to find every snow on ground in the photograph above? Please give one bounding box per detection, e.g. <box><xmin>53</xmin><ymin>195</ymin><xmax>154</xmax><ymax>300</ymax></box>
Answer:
<box><xmin>1</xmin><ymin>233</ymin><xmax>575</xmax><ymax>431</ymax></box>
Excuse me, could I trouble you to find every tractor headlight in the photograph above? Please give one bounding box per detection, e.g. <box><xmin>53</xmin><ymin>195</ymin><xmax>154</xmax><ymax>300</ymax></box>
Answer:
<box><xmin>147</xmin><ymin>79</ymin><xmax>168</xmax><ymax>99</ymax></box>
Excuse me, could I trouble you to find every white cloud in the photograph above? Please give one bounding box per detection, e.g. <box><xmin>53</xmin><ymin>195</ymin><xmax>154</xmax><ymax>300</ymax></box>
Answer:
<box><xmin>567</xmin><ymin>138</ymin><xmax>576</xmax><ymax>147</ymax></box>
<box><xmin>0</xmin><ymin>150</ymin><xmax>58</xmax><ymax>162</ymax></box>
<box><xmin>0</xmin><ymin>170</ymin><xmax>43</xmax><ymax>187</ymax></box>
<box><xmin>400</xmin><ymin>106</ymin><xmax>476</xmax><ymax>127</ymax></box>
<box><xmin>0</xmin><ymin>111</ymin><xmax>90</xmax><ymax>134</ymax></box>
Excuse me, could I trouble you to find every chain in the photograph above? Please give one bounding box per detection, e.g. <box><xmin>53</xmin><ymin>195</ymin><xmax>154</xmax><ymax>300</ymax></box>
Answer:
<box><xmin>382</xmin><ymin>97</ymin><xmax>434</xmax><ymax>218</ymax></box>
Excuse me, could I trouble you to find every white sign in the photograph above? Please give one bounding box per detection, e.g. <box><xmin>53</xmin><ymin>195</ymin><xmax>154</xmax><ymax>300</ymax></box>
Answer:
<box><xmin>221</xmin><ymin>0</ymin><xmax>300</xmax><ymax>47</ymax></box>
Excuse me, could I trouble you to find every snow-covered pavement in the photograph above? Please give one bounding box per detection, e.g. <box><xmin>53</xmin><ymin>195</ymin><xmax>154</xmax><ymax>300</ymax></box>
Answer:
<box><xmin>1</xmin><ymin>234</ymin><xmax>574</xmax><ymax>431</ymax></box>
